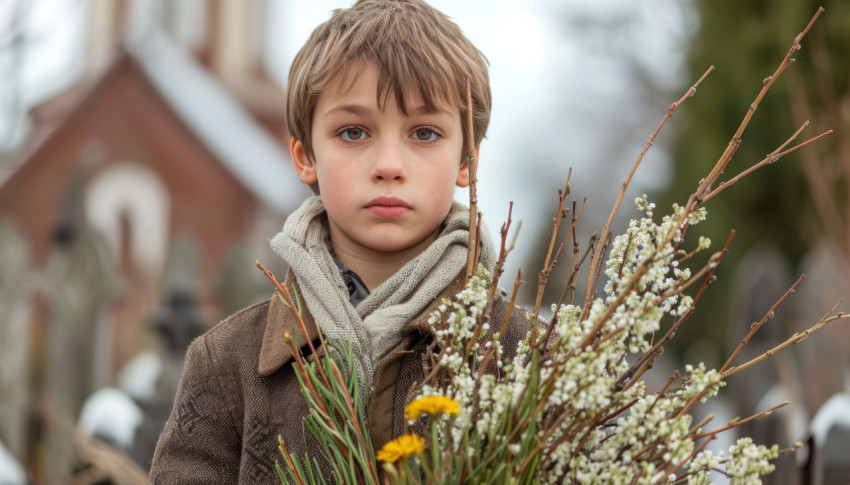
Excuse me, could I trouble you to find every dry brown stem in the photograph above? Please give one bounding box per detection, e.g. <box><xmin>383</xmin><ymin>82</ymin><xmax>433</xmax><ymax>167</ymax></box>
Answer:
<box><xmin>699</xmin><ymin>126</ymin><xmax>833</xmax><ymax>205</ymax></box>
<box><xmin>691</xmin><ymin>401</ymin><xmax>789</xmax><ymax>440</ymax></box>
<box><xmin>498</xmin><ymin>268</ymin><xmax>523</xmax><ymax>339</ymax></box>
<box><xmin>466</xmin><ymin>78</ymin><xmax>479</xmax><ymax>281</ymax></box>
<box><xmin>694</xmin><ymin>7</ymin><xmax>825</xmax><ymax>205</ymax></box>
<box><xmin>600</xmin><ymin>9</ymin><xmax>827</xmax><ymax>385</ymax></box>
<box><xmin>557</xmin><ymin>231</ymin><xmax>598</xmax><ymax>309</ymax></box>
<box><xmin>721</xmin><ymin>302</ymin><xmax>849</xmax><ymax>379</ymax></box>
<box><xmin>786</xmin><ymin>54</ymin><xmax>848</xmax><ymax>253</ymax></box>
<box><xmin>533</xmin><ymin>174</ymin><xmax>573</xmax><ymax>320</ymax></box>
<box><xmin>573</xmin><ymin>66</ymin><xmax>718</xmax><ymax>347</ymax></box>
<box><xmin>551</xmin><ymin>198</ymin><xmax>587</xmax><ymax>277</ymax></box>
<box><xmin>687</xmin><ymin>414</ymin><xmax>716</xmax><ymax>436</ymax></box>
<box><xmin>654</xmin><ymin>249</ymin><xmax>725</xmax><ymax>305</ymax></box>
<box><xmin>720</xmin><ymin>274</ymin><xmax>807</xmax><ymax>373</ymax></box>
<box><xmin>667</xmin><ymin>434</ymin><xmax>716</xmax><ymax>478</ymax></box>
<box><xmin>483</xmin><ymin>203</ymin><xmax>514</xmax><ymax>313</ymax></box>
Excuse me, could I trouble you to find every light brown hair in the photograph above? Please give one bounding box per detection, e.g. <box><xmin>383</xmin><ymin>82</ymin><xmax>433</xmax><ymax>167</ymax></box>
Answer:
<box><xmin>286</xmin><ymin>0</ymin><xmax>491</xmax><ymax>165</ymax></box>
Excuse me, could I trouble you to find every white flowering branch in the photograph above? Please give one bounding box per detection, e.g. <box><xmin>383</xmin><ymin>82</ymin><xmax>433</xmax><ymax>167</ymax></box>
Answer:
<box><xmin>580</xmin><ymin>65</ymin><xmax>715</xmax><ymax>320</ymax></box>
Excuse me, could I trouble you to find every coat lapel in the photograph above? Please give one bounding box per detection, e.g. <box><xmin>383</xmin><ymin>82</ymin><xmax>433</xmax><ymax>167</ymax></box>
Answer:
<box><xmin>258</xmin><ymin>272</ymin><xmax>320</xmax><ymax>376</ymax></box>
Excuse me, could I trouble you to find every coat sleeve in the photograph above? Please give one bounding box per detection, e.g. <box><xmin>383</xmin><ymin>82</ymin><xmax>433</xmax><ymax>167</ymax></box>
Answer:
<box><xmin>149</xmin><ymin>335</ymin><xmax>242</xmax><ymax>483</ymax></box>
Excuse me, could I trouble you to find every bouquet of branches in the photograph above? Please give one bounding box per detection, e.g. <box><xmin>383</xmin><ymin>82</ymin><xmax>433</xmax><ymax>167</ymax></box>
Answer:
<box><xmin>257</xmin><ymin>8</ymin><xmax>846</xmax><ymax>484</ymax></box>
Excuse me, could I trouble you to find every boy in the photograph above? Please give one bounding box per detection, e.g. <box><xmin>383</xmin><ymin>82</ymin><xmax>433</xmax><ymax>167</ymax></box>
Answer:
<box><xmin>149</xmin><ymin>1</ymin><xmax>527</xmax><ymax>482</ymax></box>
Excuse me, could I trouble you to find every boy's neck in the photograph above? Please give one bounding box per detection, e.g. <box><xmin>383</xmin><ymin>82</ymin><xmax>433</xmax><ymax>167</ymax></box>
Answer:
<box><xmin>330</xmin><ymin>229</ymin><xmax>440</xmax><ymax>291</ymax></box>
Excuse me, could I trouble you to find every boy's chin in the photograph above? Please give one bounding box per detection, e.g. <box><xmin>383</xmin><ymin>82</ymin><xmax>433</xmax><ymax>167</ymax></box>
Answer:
<box><xmin>362</xmin><ymin>238</ymin><xmax>426</xmax><ymax>254</ymax></box>
<box><xmin>359</xmin><ymin>230</ymin><xmax>440</xmax><ymax>255</ymax></box>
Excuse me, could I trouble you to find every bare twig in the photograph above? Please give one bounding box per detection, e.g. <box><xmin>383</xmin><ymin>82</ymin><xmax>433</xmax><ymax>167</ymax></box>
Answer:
<box><xmin>720</xmin><ymin>274</ymin><xmax>807</xmax><ymax>373</ymax></box>
<box><xmin>618</xmin><ymin>231</ymin><xmax>735</xmax><ymax>390</ymax></box>
<box><xmin>654</xmin><ymin>249</ymin><xmax>725</xmax><ymax>305</ymax></box>
<box><xmin>533</xmin><ymin>175</ymin><xmax>573</xmax><ymax>320</ymax></box>
<box><xmin>694</xmin><ymin>7</ymin><xmax>825</xmax><ymax>205</ymax></box>
<box><xmin>482</xmin><ymin>203</ymin><xmax>515</xmax><ymax>327</ymax></box>
<box><xmin>667</xmin><ymin>434</ymin><xmax>716</xmax><ymax>479</ymax></box>
<box><xmin>466</xmin><ymin>78</ymin><xmax>479</xmax><ymax>281</ymax></box>
<box><xmin>700</xmin><ymin>127</ymin><xmax>833</xmax><ymax>205</ymax></box>
<box><xmin>498</xmin><ymin>268</ymin><xmax>524</xmax><ymax>340</ymax></box>
<box><xmin>721</xmin><ymin>303</ymin><xmax>849</xmax><ymax>379</ymax></box>
<box><xmin>691</xmin><ymin>402</ymin><xmax>789</xmax><ymax>440</ymax></box>
<box><xmin>558</xmin><ymin>230</ymin><xmax>598</xmax><ymax>309</ymax></box>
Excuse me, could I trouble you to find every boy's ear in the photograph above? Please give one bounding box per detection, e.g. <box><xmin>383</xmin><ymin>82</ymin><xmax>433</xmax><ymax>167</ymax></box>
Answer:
<box><xmin>290</xmin><ymin>137</ymin><xmax>318</xmax><ymax>185</ymax></box>
<box><xmin>455</xmin><ymin>146</ymin><xmax>479</xmax><ymax>188</ymax></box>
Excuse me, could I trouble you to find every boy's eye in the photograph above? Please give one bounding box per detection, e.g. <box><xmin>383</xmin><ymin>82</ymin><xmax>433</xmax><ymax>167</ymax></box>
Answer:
<box><xmin>339</xmin><ymin>127</ymin><xmax>366</xmax><ymax>141</ymax></box>
<box><xmin>411</xmin><ymin>128</ymin><xmax>439</xmax><ymax>142</ymax></box>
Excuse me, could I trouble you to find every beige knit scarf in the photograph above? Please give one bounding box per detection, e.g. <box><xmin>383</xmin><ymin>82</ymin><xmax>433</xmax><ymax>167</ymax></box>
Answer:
<box><xmin>269</xmin><ymin>196</ymin><xmax>495</xmax><ymax>403</ymax></box>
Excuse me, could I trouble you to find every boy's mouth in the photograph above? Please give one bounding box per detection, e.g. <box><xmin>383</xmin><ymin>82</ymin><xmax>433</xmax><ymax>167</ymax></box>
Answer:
<box><xmin>365</xmin><ymin>197</ymin><xmax>412</xmax><ymax>218</ymax></box>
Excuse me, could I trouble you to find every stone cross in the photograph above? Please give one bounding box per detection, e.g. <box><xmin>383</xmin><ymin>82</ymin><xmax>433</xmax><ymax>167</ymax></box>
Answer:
<box><xmin>0</xmin><ymin>221</ymin><xmax>32</xmax><ymax>461</ymax></box>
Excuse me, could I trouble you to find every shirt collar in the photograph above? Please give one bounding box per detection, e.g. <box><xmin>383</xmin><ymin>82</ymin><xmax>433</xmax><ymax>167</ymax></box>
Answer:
<box><xmin>331</xmin><ymin>252</ymin><xmax>371</xmax><ymax>308</ymax></box>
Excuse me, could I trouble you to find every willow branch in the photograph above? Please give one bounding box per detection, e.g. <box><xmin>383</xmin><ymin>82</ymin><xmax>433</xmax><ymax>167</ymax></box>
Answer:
<box><xmin>691</xmin><ymin>402</ymin><xmax>789</xmax><ymax>440</ymax></box>
<box><xmin>722</xmin><ymin>302</ymin><xmax>848</xmax><ymax>379</ymax></box>
<box><xmin>583</xmin><ymin>66</ymin><xmax>714</xmax><ymax>311</ymax></box>
<box><xmin>498</xmin><ymin>268</ymin><xmax>524</xmax><ymax>340</ymax></box>
<box><xmin>618</xmin><ymin>231</ymin><xmax>735</xmax><ymax>389</ymax></box>
<box><xmin>700</xmin><ymin>128</ymin><xmax>833</xmax><ymax>205</ymax></box>
<box><xmin>533</xmin><ymin>175</ymin><xmax>572</xmax><ymax>320</ymax></box>
<box><xmin>694</xmin><ymin>7</ymin><xmax>825</xmax><ymax>204</ymax></box>
<box><xmin>720</xmin><ymin>274</ymin><xmax>807</xmax><ymax>373</ymax></box>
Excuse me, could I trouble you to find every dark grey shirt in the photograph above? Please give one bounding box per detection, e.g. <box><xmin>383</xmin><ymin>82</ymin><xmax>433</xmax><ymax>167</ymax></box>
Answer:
<box><xmin>331</xmin><ymin>253</ymin><xmax>370</xmax><ymax>307</ymax></box>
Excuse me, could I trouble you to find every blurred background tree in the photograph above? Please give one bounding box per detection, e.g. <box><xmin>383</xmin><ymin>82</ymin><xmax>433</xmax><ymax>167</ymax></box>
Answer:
<box><xmin>655</xmin><ymin>1</ymin><xmax>850</xmax><ymax>364</ymax></box>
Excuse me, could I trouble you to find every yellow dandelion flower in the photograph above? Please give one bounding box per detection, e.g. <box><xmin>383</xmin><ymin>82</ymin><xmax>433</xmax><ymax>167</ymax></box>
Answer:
<box><xmin>404</xmin><ymin>395</ymin><xmax>460</xmax><ymax>420</ymax></box>
<box><xmin>376</xmin><ymin>434</ymin><xmax>425</xmax><ymax>463</ymax></box>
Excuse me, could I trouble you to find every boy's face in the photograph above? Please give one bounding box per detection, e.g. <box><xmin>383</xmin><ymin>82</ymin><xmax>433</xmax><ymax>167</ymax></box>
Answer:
<box><xmin>291</xmin><ymin>64</ymin><xmax>470</xmax><ymax>258</ymax></box>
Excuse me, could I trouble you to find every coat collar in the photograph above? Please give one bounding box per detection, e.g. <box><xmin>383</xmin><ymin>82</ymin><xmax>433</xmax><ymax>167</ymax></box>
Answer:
<box><xmin>257</xmin><ymin>271</ymin><xmax>320</xmax><ymax>376</ymax></box>
<box><xmin>257</xmin><ymin>269</ymin><xmax>468</xmax><ymax>376</ymax></box>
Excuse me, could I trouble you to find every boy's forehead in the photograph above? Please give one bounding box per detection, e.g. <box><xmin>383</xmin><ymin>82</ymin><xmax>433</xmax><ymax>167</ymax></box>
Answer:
<box><xmin>321</xmin><ymin>62</ymin><xmax>459</xmax><ymax>116</ymax></box>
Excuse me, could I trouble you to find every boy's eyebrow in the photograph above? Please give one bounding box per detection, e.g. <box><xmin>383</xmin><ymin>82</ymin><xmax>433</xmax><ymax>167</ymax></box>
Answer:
<box><xmin>409</xmin><ymin>105</ymin><xmax>454</xmax><ymax>118</ymax></box>
<box><xmin>323</xmin><ymin>104</ymin><xmax>371</xmax><ymax>117</ymax></box>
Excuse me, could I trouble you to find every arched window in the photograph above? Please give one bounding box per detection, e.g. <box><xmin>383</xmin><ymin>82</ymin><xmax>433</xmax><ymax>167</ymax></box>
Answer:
<box><xmin>85</xmin><ymin>163</ymin><xmax>169</xmax><ymax>276</ymax></box>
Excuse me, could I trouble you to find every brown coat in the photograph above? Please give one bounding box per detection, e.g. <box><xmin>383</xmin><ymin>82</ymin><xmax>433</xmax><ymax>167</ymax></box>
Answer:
<box><xmin>149</xmin><ymin>271</ymin><xmax>527</xmax><ymax>483</ymax></box>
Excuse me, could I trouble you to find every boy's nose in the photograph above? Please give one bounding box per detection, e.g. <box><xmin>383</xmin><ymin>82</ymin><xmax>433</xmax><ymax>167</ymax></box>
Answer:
<box><xmin>370</xmin><ymin>139</ymin><xmax>406</xmax><ymax>182</ymax></box>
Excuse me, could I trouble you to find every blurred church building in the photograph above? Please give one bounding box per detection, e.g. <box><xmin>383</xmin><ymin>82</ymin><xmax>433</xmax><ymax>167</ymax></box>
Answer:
<box><xmin>0</xmin><ymin>1</ymin><xmax>305</xmax><ymax>481</ymax></box>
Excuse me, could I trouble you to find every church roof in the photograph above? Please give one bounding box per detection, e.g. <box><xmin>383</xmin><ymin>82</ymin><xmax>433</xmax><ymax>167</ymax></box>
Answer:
<box><xmin>130</xmin><ymin>31</ymin><xmax>302</xmax><ymax>213</ymax></box>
